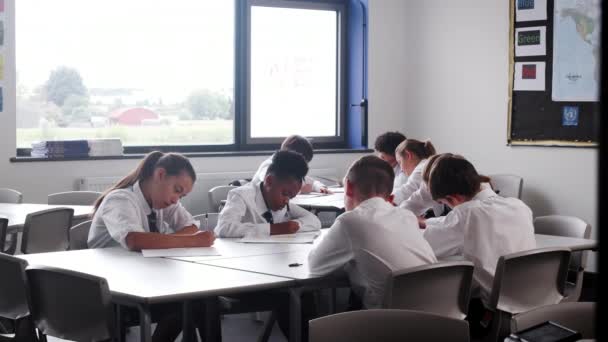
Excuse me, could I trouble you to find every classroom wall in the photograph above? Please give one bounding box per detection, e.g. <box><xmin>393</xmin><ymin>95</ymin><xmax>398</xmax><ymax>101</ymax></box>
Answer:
<box><xmin>401</xmin><ymin>1</ymin><xmax>598</xmax><ymax>271</ymax></box>
<box><xmin>0</xmin><ymin>0</ymin><xmax>404</xmax><ymax>211</ymax></box>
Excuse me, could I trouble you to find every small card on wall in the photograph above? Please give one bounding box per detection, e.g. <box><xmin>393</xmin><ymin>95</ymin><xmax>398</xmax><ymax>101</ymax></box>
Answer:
<box><xmin>514</xmin><ymin>62</ymin><xmax>545</xmax><ymax>91</ymax></box>
<box><xmin>0</xmin><ymin>0</ymin><xmax>4</xmax><ymax>13</ymax></box>
<box><xmin>515</xmin><ymin>26</ymin><xmax>546</xmax><ymax>56</ymax></box>
<box><xmin>562</xmin><ymin>106</ymin><xmax>579</xmax><ymax>126</ymax></box>
<box><xmin>515</xmin><ymin>0</ymin><xmax>547</xmax><ymax>22</ymax></box>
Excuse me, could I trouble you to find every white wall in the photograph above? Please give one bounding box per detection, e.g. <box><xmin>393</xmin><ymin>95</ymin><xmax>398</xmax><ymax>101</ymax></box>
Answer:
<box><xmin>0</xmin><ymin>0</ymin><xmax>407</xmax><ymax>211</ymax></box>
<box><xmin>402</xmin><ymin>1</ymin><xmax>598</xmax><ymax>271</ymax></box>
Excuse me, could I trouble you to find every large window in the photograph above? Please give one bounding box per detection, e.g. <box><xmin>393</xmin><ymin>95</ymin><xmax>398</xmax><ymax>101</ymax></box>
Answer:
<box><xmin>15</xmin><ymin>0</ymin><xmax>361</xmax><ymax>155</ymax></box>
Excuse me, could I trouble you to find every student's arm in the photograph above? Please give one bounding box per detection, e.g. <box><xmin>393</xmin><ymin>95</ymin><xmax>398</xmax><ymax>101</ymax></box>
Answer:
<box><xmin>400</xmin><ymin>183</ymin><xmax>436</xmax><ymax>216</ymax></box>
<box><xmin>214</xmin><ymin>192</ymin><xmax>271</xmax><ymax>238</ymax></box>
<box><xmin>308</xmin><ymin>217</ymin><xmax>353</xmax><ymax>276</ymax></box>
<box><xmin>173</xmin><ymin>225</ymin><xmax>200</xmax><ymax>235</ymax></box>
<box><xmin>422</xmin><ymin>209</ymin><xmax>465</xmax><ymax>258</ymax></box>
<box><xmin>125</xmin><ymin>231</ymin><xmax>215</xmax><ymax>251</ymax></box>
<box><xmin>288</xmin><ymin>203</ymin><xmax>322</xmax><ymax>232</ymax></box>
<box><xmin>392</xmin><ymin>168</ymin><xmax>423</xmax><ymax>205</ymax></box>
<box><xmin>164</xmin><ymin>202</ymin><xmax>200</xmax><ymax>234</ymax></box>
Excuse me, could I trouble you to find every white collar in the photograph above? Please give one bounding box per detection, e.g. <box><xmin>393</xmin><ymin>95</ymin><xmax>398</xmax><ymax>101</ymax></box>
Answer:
<box><xmin>133</xmin><ymin>181</ymin><xmax>153</xmax><ymax>215</ymax></box>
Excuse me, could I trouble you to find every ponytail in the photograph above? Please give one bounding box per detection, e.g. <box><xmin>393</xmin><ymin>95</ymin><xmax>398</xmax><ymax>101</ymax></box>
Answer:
<box><xmin>93</xmin><ymin>151</ymin><xmax>195</xmax><ymax>213</ymax></box>
<box><xmin>396</xmin><ymin>139</ymin><xmax>437</xmax><ymax>161</ymax></box>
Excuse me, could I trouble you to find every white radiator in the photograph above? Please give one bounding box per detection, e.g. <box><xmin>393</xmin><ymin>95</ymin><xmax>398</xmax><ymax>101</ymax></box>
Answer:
<box><xmin>79</xmin><ymin>168</ymin><xmax>338</xmax><ymax>215</ymax></box>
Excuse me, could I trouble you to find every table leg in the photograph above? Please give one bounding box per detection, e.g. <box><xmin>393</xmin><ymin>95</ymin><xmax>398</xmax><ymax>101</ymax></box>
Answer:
<box><xmin>182</xmin><ymin>301</ymin><xmax>196</xmax><ymax>342</ymax></box>
<box><xmin>288</xmin><ymin>288</ymin><xmax>302</xmax><ymax>342</ymax></box>
<box><xmin>137</xmin><ymin>304</ymin><xmax>152</xmax><ymax>342</ymax></box>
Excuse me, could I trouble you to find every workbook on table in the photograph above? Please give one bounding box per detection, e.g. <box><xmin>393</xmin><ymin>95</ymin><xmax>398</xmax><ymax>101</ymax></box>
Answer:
<box><xmin>240</xmin><ymin>231</ymin><xmax>321</xmax><ymax>244</ymax></box>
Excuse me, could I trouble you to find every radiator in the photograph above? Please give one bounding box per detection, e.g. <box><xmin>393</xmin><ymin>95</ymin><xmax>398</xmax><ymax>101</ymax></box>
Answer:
<box><xmin>79</xmin><ymin>168</ymin><xmax>338</xmax><ymax>215</ymax></box>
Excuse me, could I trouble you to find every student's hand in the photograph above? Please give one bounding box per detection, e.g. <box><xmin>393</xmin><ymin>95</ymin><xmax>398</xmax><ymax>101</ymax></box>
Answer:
<box><xmin>192</xmin><ymin>231</ymin><xmax>216</xmax><ymax>247</ymax></box>
<box><xmin>270</xmin><ymin>221</ymin><xmax>300</xmax><ymax>235</ymax></box>
<box><xmin>417</xmin><ymin>216</ymin><xmax>427</xmax><ymax>229</ymax></box>
<box><xmin>319</xmin><ymin>187</ymin><xmax>332</xmax><ymax>194</ymax></box>
<box><xmin>300</xmin><ymin>183</ymin><xmax>314</xmax><ymax>194</ymax></box>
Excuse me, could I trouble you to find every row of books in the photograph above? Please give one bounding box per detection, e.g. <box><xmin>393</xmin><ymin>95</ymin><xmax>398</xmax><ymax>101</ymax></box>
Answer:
<box><xmin>31</xmin><ymin>139</ymin><xmax>123</xmax><ymax>158</ymax></box>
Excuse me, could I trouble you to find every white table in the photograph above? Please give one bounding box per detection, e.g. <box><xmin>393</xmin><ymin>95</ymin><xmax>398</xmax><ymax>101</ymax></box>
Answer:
<box><xmin>19</xmin><ymin>247</ymin><xmax>294</xmax><ymax>342</ymax></box>
<box><xmin>534</xmin><ymin>234</ymin><xmax>598</xmax><ymax>252</ymax></box>
<box><xmin>0</xmin><ymin>203</ymin><xmax>94</xmax><ymax>233</ymax></box>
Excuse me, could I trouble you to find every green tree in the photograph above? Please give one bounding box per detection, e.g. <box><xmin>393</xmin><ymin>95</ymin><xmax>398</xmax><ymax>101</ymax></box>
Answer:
<box><xmin>186</xmin><ymin>90</ymin><xmax>232</xmax><ymax>120</ymax></box>
<box><xmin>44</xmin><ymin>66</ymin><xmax>87</xmax><ymax>107</ymax></box>
<box><xmin>60</xmin><ymin>94</ymin><xmax>91</xmax><ymax>125</ymax></box>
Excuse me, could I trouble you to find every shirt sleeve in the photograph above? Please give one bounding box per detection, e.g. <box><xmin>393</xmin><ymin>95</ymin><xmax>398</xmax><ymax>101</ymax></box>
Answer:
<box><xmin>423</xmin><ymin>209</ymin><xmax>465</xmax><ymax>258</ymax></box>
<box><xmin>164</xmin><ymin>202</ymin><xmax>198</xmax><ymax>232</ymax></box>
<box><xmin>392</xmin><ymin>168</ymin><xmax>423</xmax><ymax>205</ymax></box>
<box><xmin>214</xmin><ymin>191</ymin><xmax>271</xmax><ymax>238</ymax></box>
<box><xmin>400</xmin><ymin>183</ymin><xmax>436</xmax><ymax>216</ymax></box>
<box><xmin>289</xmin><ymin>203</ymin><xmax>321</xmax><ymax>232</ymax></box>
<box><xmin>99</xmin><ymin>193</ymin><xmax>146</xmax><ymax>249</ymax></box>
<box><xmin>308</xmin><ymin>218</ymin><xmax>353</xmax><ymax>276</ymax></box>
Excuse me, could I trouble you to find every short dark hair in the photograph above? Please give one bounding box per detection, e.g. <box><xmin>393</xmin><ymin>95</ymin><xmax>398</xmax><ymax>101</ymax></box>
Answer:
<box><xmin>374</xmin><ymin>132</ymin><xmax>406</xmax><ymax>157</ymax></box>
<box><xmin>267</xmin><ymin>150</ymin><xmax>309</xmax><ymax>182</ymax></box>
<box><xmin>346</xmin><ymin>155</ymin><xmax>395</xmax><ymax>198</ymax></box>
<box><xmin>428</xmin><ymin>155</ymin><xmax>488</xmax><ymax>200</ymax></box>
<box><xmin>281</xmin><ymin>135</ymin><xmax>314</xmax><ymax>163</ymax></box>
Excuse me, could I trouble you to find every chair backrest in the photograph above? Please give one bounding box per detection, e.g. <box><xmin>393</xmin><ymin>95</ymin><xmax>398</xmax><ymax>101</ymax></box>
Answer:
<box><xmin>309</xmin><ymin>309</ymin><xmax>470</xmax><ymax>342</ymax></box>
<box><xmin>510</xmin><ymin>302</ymin><xmax>596</xmax><ymax>339</ymax></box>
<box><xmin>534</xmin><ymin>215</ymin><xmax>592</xmax><ymax>271</ymax></box>
<box><xmin>208</xmin><ymin>185</ymin><xmax>237</xmax><ymax>212</ymax></box>
<box><xmin>207</xmin><ymin>213</ymin><xmax>219</xmax><ymax>231</ymax></box>
<box><xmin>488</xmin><ymin>247</ymin><xmax>571</xmax><ymax>314</ymax></box>
<box><xmin>26</xmin><ymin>265</ymin><xmax>116</xmax><ymax>341</ymax></box>
<box><xmin>48</xmin><ymin>191</ymin><xmax>102</xmax><ymax>205</ymax></box>
<box><xmin>69</xmin><ymin>220</ymin><xmax>93</xmax><ymax>250</ymax></box>
<box><xmin>0</xmin><ymin>253</ymin><xmax>30</xmax><ymax>321</ymax></box>
<box><xmin>384</xmin><ymin>260</ymin><xmax>474</xmax><ymax>320</ymax></box>
<box><xmin>21</xmin><ymin>208</ymin><xmax>74</xmax><ymax>254</ymax></box>
<box><xmin>352</xmin><ymin>249</ymin><xmax>393</xmax><ymax>309</ymax></box>
<box><xmin>488</xmin><ymin>174</ymin><xmax>523</xmax><ymax>199</ymax></box>
<box><xmin>0</xmin><ymin>188</ymin><xmax>23</xmax><ymax>203</ymax></box>
<box><xmin>0</xmin><ymin>218</ymin><xmax>8</xmax><ymax>253</ymax></box>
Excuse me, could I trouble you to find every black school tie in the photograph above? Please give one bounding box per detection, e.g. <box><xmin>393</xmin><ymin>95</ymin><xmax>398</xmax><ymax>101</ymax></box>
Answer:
<box><xmin>147</xmin><ymin>211</ymin><xmax>159</xmax><ymax>233</ymax></box>
<box><xmin>262</xmin><ymin>211</ymin><xmax>274</xmax><ymax>224</ymax></box>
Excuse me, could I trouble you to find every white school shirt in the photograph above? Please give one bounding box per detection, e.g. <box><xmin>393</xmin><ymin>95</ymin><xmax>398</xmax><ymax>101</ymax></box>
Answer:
<box><xmin>392</xmin><ymin>159</ymin><xmax>427</xmax><ymax>205</ymax></box>
<box><xmin>399</xmin><ymin>182</ymin><xmax>445</xmax><ymax>217</ymax></box>
<box><xmin>423</xmin><ymin>187</ymin><xmax>536</xmax><ymax>306</ymax></box>
<box><xmin>214</xmin><ymin>181</ymin><xmax>321</xmax><ymax>238</ymax></box>
<box><xmin>88</xmin><ymin>182</ymin><xmax>197</xmax><ymax>249</ymax></box>
<box><xmin>252</xmin><ymin>156</ymin><xmax>326</xmax><ymax>192</ymax></box>
<box><xmin>393</xmin><ymin>164</ymin><xmax>408</xmax><ymax>189</ymax></box>
<box><xmin>308</xmin><ymin>197</ymin><xmax>437</xmax><ymax>309</ymax></box>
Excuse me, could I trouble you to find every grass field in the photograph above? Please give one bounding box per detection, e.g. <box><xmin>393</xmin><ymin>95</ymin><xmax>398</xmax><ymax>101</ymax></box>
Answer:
<box><xmin>17</xmin><ymin>120</ymin><xmax>234</xmax><ymax>148</ymax></box>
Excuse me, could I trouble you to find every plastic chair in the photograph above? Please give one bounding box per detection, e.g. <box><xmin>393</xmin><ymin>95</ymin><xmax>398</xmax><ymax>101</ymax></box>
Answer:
<box><xmin>47</xmin><ymin>191</ymin><xmax>102</xmax><ymax>205</ymax></box>
<box><xmin>485</xmin><ymin>247</ymin><xmax>571</xmax><ymax>341</ymax></box>
<box><xmin>21</xmin><ymin>208</ymin><xmax>74</xmax><ymax>254</ymax></box>
<box><xmin>26</xmin><ymin>266</ymin><xmax>116</xmax><ymax>342</ymax></box>
<box><xmin>208</xmin><ymin>186</ymin><xmax>237</xmax><ymax>212</ymax></box>
<box><xmin>510</xmin><ymin>302</ymin><xmax>596</xmax><ymax>339</ymax></box>
<box><xmin>309</xmin><ymin>309</ymin><xmax>470</xmax><ymax>342</ymax></box>
<box><xmin>534</xmin><ymin>215</ymin><xmax>592</xmax><ymax>302</ymax></box>
<box><xmin>69</xmin><ymin>220</ymin><xmax>92</xmax><ymax>250</ymax></box>
<box><xmin>384</xmin><ymin>260</ymin><xmax>474</xmax><ymax>319</ymax></box>
<box><xmin>206</xmin><ymin>213</ymin><xmax>219</xmax><ymax>231</ymax></box>
<box><xmin>0</xmin><ymin>189</ymin><xmax>23</xmax><ymax>204</ymax></box>
<box><xmin>488</xmin><ymin>174</ymin><xmax>523</xmax><ymax>199</ymax></box>
<box><xmin>0</xmin><ymin>218</ymin><xmax>10</xmax><ymax>254</ymax></box>
<box><xmin>0</xmin><ymin>254</ymin><xmax>39</xmax><ymax>341</ymax></box>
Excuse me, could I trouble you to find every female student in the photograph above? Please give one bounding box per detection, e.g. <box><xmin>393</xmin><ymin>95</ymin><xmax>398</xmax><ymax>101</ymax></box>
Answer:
<box><xmin>399</xmin><ymin>153</ymin><xmax>450</xmax><ymax>218</ymax></box>
<box><xmin>374</xmin><ymin>131</ymin><xmax>408</xmax><ymax>189</ymax></box>
<box><xmin>420</xmin><ymin>154</ymin><xmax>536</xmax><ymax>306</ymax></box>
<box><xmin>392</xmin><ymin>139</ymin><xmax>436</xmax><ymax>205</ymax></box>
<box><xmin>88</xmin><ymin>151</ymin><xmax>215</xmax><ymax>250</ymax></box>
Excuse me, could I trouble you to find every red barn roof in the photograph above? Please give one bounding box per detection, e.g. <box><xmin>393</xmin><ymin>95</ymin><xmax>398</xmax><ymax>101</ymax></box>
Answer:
<box><xmin>109</xmin><ymin>107</ymin><xmax>159</xmax><ymax>126</ymax></box>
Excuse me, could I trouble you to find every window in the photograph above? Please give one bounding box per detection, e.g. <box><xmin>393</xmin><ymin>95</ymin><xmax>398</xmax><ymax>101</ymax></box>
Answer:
<box><xmin>15</xmin><ymin>0</ymin><xmax>365</xmax><ymax>156</ymax></box>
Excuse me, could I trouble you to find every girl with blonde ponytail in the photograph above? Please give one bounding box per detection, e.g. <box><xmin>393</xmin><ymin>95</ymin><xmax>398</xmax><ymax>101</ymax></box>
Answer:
<box><xmin>392</xmin><ymin>139</ymin><xmax>437</xmax><ymax>205</ymax></box>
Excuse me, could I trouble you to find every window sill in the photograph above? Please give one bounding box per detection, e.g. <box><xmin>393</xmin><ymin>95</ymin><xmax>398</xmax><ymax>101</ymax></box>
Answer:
<box><xmin>9</xmin><ymin>148</ymin><xmax>372</xmax><ymax>163</ymax></box>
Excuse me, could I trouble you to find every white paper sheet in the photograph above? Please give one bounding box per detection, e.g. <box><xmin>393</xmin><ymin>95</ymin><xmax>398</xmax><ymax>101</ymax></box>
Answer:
<box><xmin>516</xmin><ymin>0</ymin><xmax>547</xmax><ymax>22</ymax></box>
<box><xmin>240</xmin><ymin>231</ymin><xmax>321</xmax><ymax>244</ymax></box>
<box><xmin>514</xmin><ymin>62</ymin><xmax>546</xmax><ymax>91</ymax></box>
<box><xmin>515</xmin><ymin>26</ymin><xmax>546</xmax><ymax>56</ymax></box>
<box><xmin>142</xmin><ymin>247</ymin><xmax>221</xmax><ymax>258</ymax></box>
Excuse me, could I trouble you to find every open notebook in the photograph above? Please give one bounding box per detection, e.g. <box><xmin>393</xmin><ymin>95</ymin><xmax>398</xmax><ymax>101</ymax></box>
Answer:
<box><xmin>240</xmin><ymin>231</ymin><xmax>321</xmax><ymax>244</ymax></box>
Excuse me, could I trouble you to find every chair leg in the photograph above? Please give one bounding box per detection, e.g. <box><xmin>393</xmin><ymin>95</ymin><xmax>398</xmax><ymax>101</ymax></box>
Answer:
<box><xmin>256</xmin><ymin>311</ymin><xmax>276</xmax><ymax>342</ymax></box>
<box><xmin>485</xmin><ymin>310</ymin><xmax>512</xmax><ymax>342</ymax></box>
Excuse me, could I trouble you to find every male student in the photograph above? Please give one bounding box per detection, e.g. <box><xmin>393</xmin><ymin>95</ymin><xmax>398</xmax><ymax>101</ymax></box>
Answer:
<box><xmin>215</xmin><ymin>150</ymin><xmax>321</xmax><ymax>238</ymax></box>
<box><xmin>308</xmin><ymin>155</ymin><xmax>437</xmax><ymax>309</ymax></box>
<box><xmin>374</xmin><ymin>131</ymin><xmax>408</xmax><ymax>189</ymax></box>
<box><xmin>251</xmin><ymin>135</ymin><xmax>328</xmax><ymax>193</ymax></box>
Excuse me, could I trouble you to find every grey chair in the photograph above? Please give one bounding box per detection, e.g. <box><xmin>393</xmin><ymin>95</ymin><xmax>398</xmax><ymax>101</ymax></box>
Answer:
<box><xmin>69</xmin><ymin>220</ymin><xmax>92</xmax><ymax>250</ymax></box>
<box><xmin>47</xmin><ymin>191</ymin><xmax>102</xmax><ymax>205</ymax></box>
<box><xmin>384</xmin><ymin>260</ymin><xmax>474</xmax><ymax>320</ymax></box>
<box><xmin>208</xmin><ymin>186</ymin><xmax>237</xmax><ymax>212</ymax></box>
<box><xmin>21</xmin><ymin>208</ymin><xmax>74</xmax><ymax>254</ymax></box>
<box><xmin>0</xmin><ymin>189</ymin><xmax>23</xmax><ymax>204</ymax></box>
<box><xmin>0</xmin><ymin>254</ymin><xmax>39</xmax><ymax>341</ymax></box>
<box><xmin>488</xmin><ymin>174</ymin><xmax>523</xmax><ymax>199</ymax></box>
<box><xmin>26</xmin><ymin>265</ymin><xmax>116</xmax><ymax>342</ymax></box>
<box><xmin>309</xmin><ymin>309</ymin><xmax>470</xmax><ymax>342</ymax></box>
<box><xmin>510</xmin><ymin>302</ymin><xmax>596</xmax><ymax>339</ymax></box>
<box><xmin>534</xmin><ymin>215</ymin><xmax>592</xmax><ymax>302</ymax></box>
<box><xmin>206</xmin><ymin>213</ymin><xmax>219</xmax><ymax>231</ymax></box>
<box><xmin>485</xmin><ymin>247</ymin><xmax>571</xmax><ymax>341</ymax></box>
<box><xmin>0</xmin><ymin>218</ymin><xmax>10</xmax><ymax>255</ymax></box>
